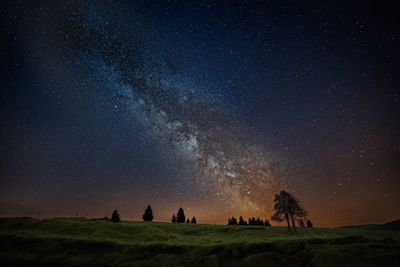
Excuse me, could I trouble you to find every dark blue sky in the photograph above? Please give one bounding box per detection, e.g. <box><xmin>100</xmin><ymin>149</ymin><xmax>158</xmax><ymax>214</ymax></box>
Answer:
<box><xmin>1</xmin><ymin>1</ymin><xmax>399</xmax><ymax>226</ymax></box>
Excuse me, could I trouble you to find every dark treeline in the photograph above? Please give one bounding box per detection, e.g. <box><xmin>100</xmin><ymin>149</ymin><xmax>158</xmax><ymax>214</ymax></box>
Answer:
<box><xmin>108</xmin><ymin>190</ymin><xmax>313</xmax><ymax>231</ymax></box>
<box><xmin>171</xmin><ymin>207</ymin><xmax>197</xmax><ymax>224</ymax></box>
<box><xmin>109</xmin><ymin>206</ymin><xmax>198</xmax><ymax>224</ymax></box>
<box><xmin>227</xmin><ymin>216</ymin><xmax>271</xmax><ymax>226</ymax></box>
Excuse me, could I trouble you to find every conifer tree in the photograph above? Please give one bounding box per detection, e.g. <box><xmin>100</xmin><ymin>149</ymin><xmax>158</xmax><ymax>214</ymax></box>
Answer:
<box><xmin>142</xmin><ymin>205</ymin><xmax>154</xmax><ymax>221</ymax></box>
<box><xmin>176</xmin><ymin>207</ymin><xmax>186</xmax><ymax>223</ymax></box>
<box><xmin>111</xmin><ymin>209</ymin><xmax>120</xmax><ymax>223</ymax></box>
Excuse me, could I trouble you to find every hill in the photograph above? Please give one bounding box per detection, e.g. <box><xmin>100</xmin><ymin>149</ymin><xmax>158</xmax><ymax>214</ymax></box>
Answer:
<box><xmin>1</xmin><ymin>217</ymin><xmax>399</xmax><ymax>266</ymax></box>
<box><xmin>384</xmin><ymin>219</ymin><xmax>400</xmax><ymax>230</ymax></box>
<box><xmin>340</xmin><ymin>219</ymin><xmax>400</xmax><ymax>231</ymax></box>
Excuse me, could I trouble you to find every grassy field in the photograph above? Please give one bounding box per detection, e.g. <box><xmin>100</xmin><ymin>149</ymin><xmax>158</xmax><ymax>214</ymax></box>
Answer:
<box><xmin>0</xmin><ymin>217</ymin><xmax>399</xmax><ymax>267</ymax></box>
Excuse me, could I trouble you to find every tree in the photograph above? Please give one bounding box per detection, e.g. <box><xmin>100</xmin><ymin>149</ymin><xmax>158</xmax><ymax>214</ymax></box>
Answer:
<box><xmin>186</xmin><ymin>218</ymin><xmax>190</xmax><ymax>223</ymax></box>
<box><xmin>230</xmin><ymin>217</ymin><xmax>238</xmax><ymax>225</ymax></box>
<box><xmin>111</xmin><ymin>209</ymin><xmax>120</xmax><ymax>223</ymax></box>
<box><xmin>191</xmin><ymin>216</ymin><xmax>197</xmax><ymax>224</ymax></box>
<box><xmin>271</xmin><ymin>191</ymin><xmax>291</xmax><ymax>231</ymax></box>
<box><xmin>306</xmin><ymin>220</ymin><xmax>313</xmax><ymax>228</ymax></box>
<box><xmin>264</xmin><ymin>219</ymin><xmax>271</xmax><ymax>226</ymax></box>
<box><xmin>239</xmin><ymin>216</ymin><xmax>247</xmax><ymax>225</ymax></box>
<box><xmin>271</xmin><ymin>190</ymin><xmax>307</xmax><ymax>232</ymax></box>
<box><xmin>228</xmin><ymin>218</ymin><xmax>232</xmax><ymax>225</ymax></box>
<box><xmin>287</xmin><ymin>193</ymin><xmax>307</xmax><ymax>232</ymax></box>
<box><xmin>176</xmin><ymin>207</ymin><xmax>185</xmax><ymax>223</ymax></box>
<box><xmin>142</xmin><ymin>205</ymin><xmax>154</xmax><ymax>222</ymax></box>
<box><xmin>171</xmin><ymin>213</ymin><xmax>176</xmax><ymax>223</ymax></box>
<box><xmin>298</xmin><ymin>219</ymin><xmax>305</xmax><ymax>228</ymax></box>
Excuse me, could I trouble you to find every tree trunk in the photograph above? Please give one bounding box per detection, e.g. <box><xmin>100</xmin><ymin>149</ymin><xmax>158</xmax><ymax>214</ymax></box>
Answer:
<box><xmin>289</xmin><ymin>212</ymin><xmax>296</xmax><ymax>232</ymax></box>
<box><xmin>285</xmin><ymin>214</ymin><xmax>291</xmax><ymax>232</ymax></box>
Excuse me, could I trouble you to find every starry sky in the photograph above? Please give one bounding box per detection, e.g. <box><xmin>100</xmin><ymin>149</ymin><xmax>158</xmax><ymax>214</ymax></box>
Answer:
<box><xmin>1</xmin><ymin>1</ymin><xmax>399</xmax><ymax>226</ymax></box>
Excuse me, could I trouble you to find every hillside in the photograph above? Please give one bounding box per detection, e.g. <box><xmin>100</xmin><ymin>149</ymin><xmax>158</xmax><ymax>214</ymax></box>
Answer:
<box><xmin>340</xmin><ymin>219</ymin><xmax>400</xmax><ymax>231</ymax></box>
<box><xmin>1</xmin><ymin>217</ymin><xmax>400</xmax><ymax>266</ymax></box>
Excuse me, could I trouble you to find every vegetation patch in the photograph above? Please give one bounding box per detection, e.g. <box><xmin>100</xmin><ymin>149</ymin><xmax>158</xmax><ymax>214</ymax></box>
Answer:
<box><xmin>1</xmin><ymin>218</ymin><xmax>399</xmax><ymax>267</ymax></box>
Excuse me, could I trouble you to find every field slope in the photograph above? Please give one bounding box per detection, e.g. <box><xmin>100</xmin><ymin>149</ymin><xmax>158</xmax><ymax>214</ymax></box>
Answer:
<box><xmin>1</xmin><ymin>217</ymin><xmax>399</xmax><ymax>266</ymax></box>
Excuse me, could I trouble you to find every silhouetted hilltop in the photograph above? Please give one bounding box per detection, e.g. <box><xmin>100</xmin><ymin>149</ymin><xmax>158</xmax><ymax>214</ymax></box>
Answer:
<box><xmin>341</xmin><ymin>219</ymin><xmax>400</xmax><ymax>231</ymax></box>
<box><xmin>384</xmin><ymin>219</ymin><xmax>400</xmax><ymax>230</ymax></box>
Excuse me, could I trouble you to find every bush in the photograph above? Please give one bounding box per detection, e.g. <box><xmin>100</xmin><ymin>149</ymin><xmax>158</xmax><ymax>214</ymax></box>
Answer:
<box><xmin>142</xmin><ymin>205</ymin><xmax>154</xmax><ymax>222</ymax></box>
<box><xmin>111</xmin><ymin>209</ymin><xmax>120</xmax><ymax>223</ymax></box>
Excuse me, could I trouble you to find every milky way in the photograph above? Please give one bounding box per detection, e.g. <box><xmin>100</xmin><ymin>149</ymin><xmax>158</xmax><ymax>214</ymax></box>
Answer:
<box><xmin>58</xmin><ymin>3</ymin><xmax>285</xmax><ymax>215</ymax></box>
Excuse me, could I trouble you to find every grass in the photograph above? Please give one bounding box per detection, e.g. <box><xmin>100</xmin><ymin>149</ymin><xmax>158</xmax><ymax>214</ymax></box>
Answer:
<box><xmin>0</xmin><ymin>217</ymin><xmax>399</xmax><ymax>266</ymax></box>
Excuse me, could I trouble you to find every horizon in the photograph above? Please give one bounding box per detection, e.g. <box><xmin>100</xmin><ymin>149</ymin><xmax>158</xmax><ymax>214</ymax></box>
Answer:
<box><xmin>1</xmin><ymin>203</ymin><xmax>398</xmax><ymax>228</ymax></box>
<box><xmin>1</xmin><ymin>1</ymin><xmax>399</xmax><ymax>228</ymax></box>
<box><xmin>1</xmin><ymin>214</ymin><xmax>399</xmax><ymax>228</ymax></box>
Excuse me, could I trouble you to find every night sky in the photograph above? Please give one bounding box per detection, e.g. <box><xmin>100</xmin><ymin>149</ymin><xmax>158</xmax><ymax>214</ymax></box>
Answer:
<box><xmin>1</xmin><ymin>1</ymin><xmax>399</xmax><ymax>226</ymax></box>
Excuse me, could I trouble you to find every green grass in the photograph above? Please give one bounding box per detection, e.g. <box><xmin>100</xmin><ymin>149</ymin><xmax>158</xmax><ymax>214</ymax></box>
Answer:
<box><xmin>1</xmin><ymin>217</ymin><xmax>399</xmax><ymax>266</ymax></box>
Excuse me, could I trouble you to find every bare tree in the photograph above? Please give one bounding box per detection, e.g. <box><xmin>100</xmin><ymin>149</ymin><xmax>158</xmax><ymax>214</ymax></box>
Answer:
<box><xmin>271</xmin><ymin>190</ymin><xmax>307</xmax><ymax>232</ymax></box>
<box><xmin>287</xmin><ymin>193</ymin><xmax>307</xmax><ymax>232</ymax></box>
<box><xmin>271</xmin><ymin>191</ymin><xmax>291</xmax><ymax>231</ymax></box>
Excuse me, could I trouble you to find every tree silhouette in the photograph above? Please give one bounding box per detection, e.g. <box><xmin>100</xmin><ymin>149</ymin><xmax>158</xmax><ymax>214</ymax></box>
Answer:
<box><xmin>239</xmin><ymin>216</ymin><xmax>247</xmax><ymax>225</ymax></box>
<box><xmin>171</xmin><ymin>213</ymin><xmax>177</xmax><ymax>223</ymax></box>
<box><xmin>298</xmin><ymin>219</ymin><xmax>305</xmax><ymax>227</ymax></box>
<box><xmin>229</xmin><ymin>216</ymin><xmax>238</xmax><ymax>225</ymax></box>
<box><xmin>306</xmin><ymin>220</ymin><xmax>313</xmax><ymax>228</ymax></box>
<box><xmin>287</xmin><ymin>193</ymin><xmax>307</xmax><ymax>232</ymax></box>
<box><xmin>186</xmin><ymin>218</ymin><xmax>190</xmax><ymax>223</ymax></box>
<box><xmin>176</xmin><ymin>207</ymin><xmax>185</xmax><ymax>223</ymax></box>
<box><xmin>271</xmin><ymin>190</ymin><xmax>307</xmax><ymax>232</ymax></box>
<box><xmin>229</xmin><ymin>216</ymin><xmax>270</xmax><ymax>226</ymax></box>
<box><xmin>111</xmin><ymin>209</ymin><xmax>120</xmax><ymax>223</ymax></box>
<box><xmin>271</xmin><ymin>191</ymin><xmax>291</xmax><ymax>231</ymax></box>
<box><xmin>142</xmin><ymin>205</ymin><xmax>154</xmax><ymax>221</ymax></box>
<box><xmin>253</xmin><ymin>217</ymin><xmax>260</xmax><ymax>225</ymax></box>
<box><xmin>191</xmin><ymin>216</ymin><xmax>197</xmax><ymax>224</ymax></box>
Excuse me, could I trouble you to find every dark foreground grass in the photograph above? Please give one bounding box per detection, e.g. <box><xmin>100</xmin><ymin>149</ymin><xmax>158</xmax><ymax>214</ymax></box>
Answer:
<box><xmin>0</xmin><ymin>218</ymin><xmax>399</xmax><ymax>266</ymax></box>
